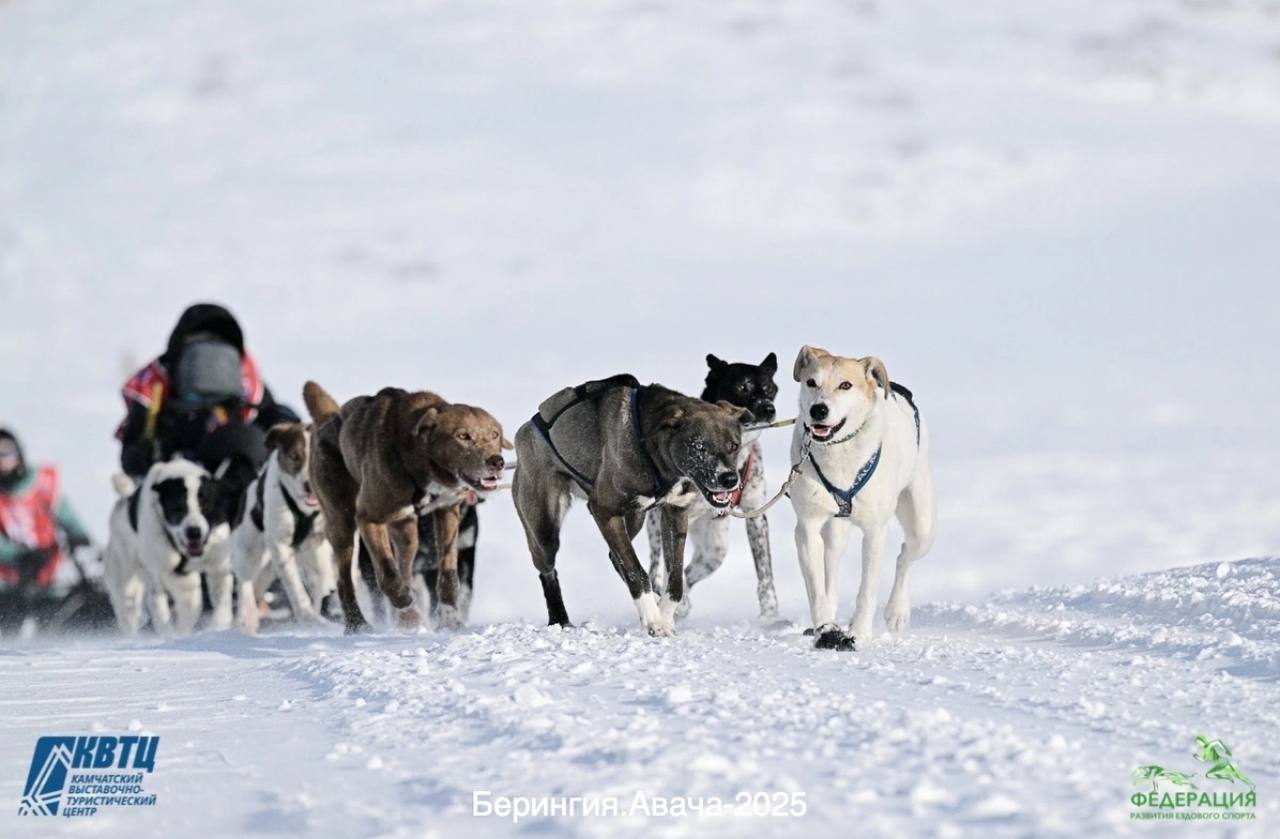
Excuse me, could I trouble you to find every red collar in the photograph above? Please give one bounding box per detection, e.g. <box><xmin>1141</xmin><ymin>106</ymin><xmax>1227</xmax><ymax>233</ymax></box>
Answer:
<box><xmin>728</xmin><ymin>448</ymin><xmax>755</xmax><ymax>508</ymax></box>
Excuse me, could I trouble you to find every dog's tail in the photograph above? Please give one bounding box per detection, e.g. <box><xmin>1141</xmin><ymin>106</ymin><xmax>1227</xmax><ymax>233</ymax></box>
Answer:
<box><xmin>111</xmin><ymin>473</ymin><xmax>136</xmax><ymax>498</ymax></box>
<box><xmin>303</xmin><ymin>380</ymin><xmax>341</xmax><ymax>425</ymax></box>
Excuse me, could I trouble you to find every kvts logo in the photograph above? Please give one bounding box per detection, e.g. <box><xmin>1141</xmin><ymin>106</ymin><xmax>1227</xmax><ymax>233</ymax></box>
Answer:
<box><xmin>18</xmin><ymin>735</ymin><xmax>160</xmax><ymax>818</ymax></box>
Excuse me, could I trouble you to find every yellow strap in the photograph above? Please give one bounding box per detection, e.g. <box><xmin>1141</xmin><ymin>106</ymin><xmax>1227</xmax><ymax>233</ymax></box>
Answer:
<box><xmin>143</xmin><ymin>381</ymin><xmax>164</xmax><ymax>440</ymax></box>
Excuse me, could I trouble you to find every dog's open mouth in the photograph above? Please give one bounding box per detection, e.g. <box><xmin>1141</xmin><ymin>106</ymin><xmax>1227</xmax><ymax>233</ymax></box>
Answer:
<box><xmin>807</xmin><ymin>418</ymin><xmax>846</xmax><ymax>441</ymax></box>
<box><xmin>697</xmin><ymin>484</ymin><xmax>736</xmax><ymax>509</ymax></box>
<box><xmin>184</xmin><ymin>539</ymin><xmax>206</xmax><ymax>558</ymax></box>
<box><xmin>462</xmin><ymin>473</ymin><xmax>501</xmax><ymax>492</ymax></box>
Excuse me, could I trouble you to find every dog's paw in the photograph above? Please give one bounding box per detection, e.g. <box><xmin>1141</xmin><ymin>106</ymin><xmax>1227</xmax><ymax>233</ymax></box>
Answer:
<box><xmin>344</xmin><ymin>620</ymin><xmax>371</xmax><ymax>636</ymax></box>
<box><xmin>645</xmin><ymin>618</ymin><xmax>676</xmax><ymax>638</ymax></box>
<box><xmin>674</xmin><ymin>594</ymin><xmax>693</xmax><ymax>621</ymax></box>
<box><xmin>884</xmin><ymin>599</ymin><xmax>911</xmax><ymax>633</ymax></box>
<box><xmin>849</xmin><ymin>612</ymin><xmax>874</xmax><ymax>643</ymax></box>
<box><xmin>387</xmin><ymin>587</ymin><xmax>415</xmax><ymax>611</ymax></box>
<box><xmin>434</xmin><ymin>604</ymin><xmax>464</xmax><ymax>631</ymax></box>
<box><xmin>813</xmin><ymin>624</ymin><xmax>856</xmax><ymax>651</ymax></box>
<box><xmin>397</xmin><ymin>606</ymin><xmax>424</xmax><ymax>631</ymax></box>
<box><xmin>301</xmin><ymin>613</ymin><xmax>332</xmax><ymax>632</ymax></box>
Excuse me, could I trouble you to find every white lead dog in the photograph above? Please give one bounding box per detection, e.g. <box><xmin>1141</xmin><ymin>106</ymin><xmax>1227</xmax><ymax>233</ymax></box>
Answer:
<box><xmin>788</xmin><ymin>346</ymin><xmax>935</xmax><ymax>650</ymax></box>
<box><xmin>103</xmin><ymin>458</ymin><xmax>236</xmax><ymax>635</ymax></box>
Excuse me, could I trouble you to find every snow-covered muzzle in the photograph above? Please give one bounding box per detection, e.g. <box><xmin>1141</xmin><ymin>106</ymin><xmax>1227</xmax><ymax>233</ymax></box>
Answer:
<box><xmin>674</xmin><ymin>434</ymin><xmax>741</xmax><ymax>508</ymax></box>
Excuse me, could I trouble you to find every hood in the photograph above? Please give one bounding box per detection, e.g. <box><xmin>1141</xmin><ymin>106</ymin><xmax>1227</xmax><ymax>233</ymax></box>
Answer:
<box><xmin>162</xmin><ymin>303</ymin><xmax>246</xmax><ymax>365</ymax></box>
<box><xmin>0</xmin><ymin>427</ymin><xmax>26</xmax><ymax>488</ymax></box>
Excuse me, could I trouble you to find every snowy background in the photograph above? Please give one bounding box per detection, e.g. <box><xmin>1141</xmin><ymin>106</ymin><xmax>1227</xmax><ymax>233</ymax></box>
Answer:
<box><xmin>1</xmin><ymin>0</ymin><xmax>1279</xmax><ymax>836</ymax></box>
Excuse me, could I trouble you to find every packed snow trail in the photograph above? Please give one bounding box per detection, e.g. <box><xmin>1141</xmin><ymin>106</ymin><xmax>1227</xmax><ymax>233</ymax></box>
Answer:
<box><xmin>2</xmin><ymin>557</ymin><xmax>1277</xmax><ymax>837</ymax></box>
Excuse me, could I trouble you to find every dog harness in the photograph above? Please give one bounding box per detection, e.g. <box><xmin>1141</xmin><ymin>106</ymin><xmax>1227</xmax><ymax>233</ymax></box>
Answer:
<box><xmin>809</xmin><ymin>382</ymin><xmax>921</xmax><ymax>518</ymax></box>
<box><xmin>530</xmin><ymin>412</ymin><xmax>596</xmax><ymax>491</ymax></box>
<box><xmin>249</xmin><ymin>466</ymin><xmax>319</xmax><ymax>549</ymax></box>
<box><xmin>529</xmin><ymin>377</ymin><xmax>672</xmax><ymax>498</ymax></box>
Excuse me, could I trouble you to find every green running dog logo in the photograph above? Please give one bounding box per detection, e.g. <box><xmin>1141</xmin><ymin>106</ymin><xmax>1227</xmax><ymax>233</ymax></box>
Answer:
<box><xmin>1192</xmin><ymin>736</ymin><xmax>1253</xmax><ymax>790</ymax></box>
<box><xmin>1131</xmin><ymin>765</ymin><xmax>1197</xmax><ymax>792</ymax></box>
<box><xmin>1129</xmin><ymin>734</ymin><xmax>1257</xmax><ymax>821</ymax></box>
<box><xmin>1130</xmin><ymin>735</ymin><xmax>1253</xmax><ymax>792</ymax></box>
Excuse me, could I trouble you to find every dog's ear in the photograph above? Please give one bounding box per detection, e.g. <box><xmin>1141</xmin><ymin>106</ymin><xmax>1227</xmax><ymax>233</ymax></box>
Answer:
<box><xmin>413</xmin><ymin>407</ymin><xmax>440</xmax><ymax>437</ymax></box>
<box><xmin>792</xmin><ymin>345</ymin><xmax>818</xmax><ymax>382</ymax></box>
<box><xmin>862</xmin><ymin>356</ymin><xmax>891</xmax><ymax>400</ymax></box>
<box><xmin>716</xmin><ymin>401</ymin><xmax>755</xmax><ymax>426</ymax></box>
<box><xmin>659</xmin><ymin>404</ymin><xmax>686</xmax><ymax>430</ymax></box>
<box><xmin>264</xmin><ymin>423</ymin><xmax>295</xmax><ymax>453</ymax></box>
<box><xmin>501</xmin><ymin>436</ymin><xmax>514</xmax><ymax>451</ymax></box>
<box><xmin>705</xmin><ymin>354</ymin><xmax>726</xmax><ymax>371</ymax></box>
<box><xmin>760</xmin><ymin>352</ymin><xmax>777</xmax><ymax>375</ymax></box>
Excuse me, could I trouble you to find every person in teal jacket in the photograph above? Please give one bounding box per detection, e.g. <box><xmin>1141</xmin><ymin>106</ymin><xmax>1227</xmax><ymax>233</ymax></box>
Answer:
<box><xmin>0</xmin><ymin>428</ymin><xmax>91</xmax><ymax>598</ymax></box>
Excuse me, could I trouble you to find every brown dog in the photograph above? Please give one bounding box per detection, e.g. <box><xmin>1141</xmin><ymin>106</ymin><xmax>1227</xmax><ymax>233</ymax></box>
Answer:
<box><xmin>302</xmin><ymin>381</ymin><xmax>509</xmax><ymax>633</ymax></box>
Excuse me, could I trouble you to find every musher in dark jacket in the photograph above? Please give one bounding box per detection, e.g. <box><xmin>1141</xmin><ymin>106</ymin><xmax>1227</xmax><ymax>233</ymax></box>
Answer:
<box><xmin>115</xmin><ymin>303</ymin><xmax>299</xmax><ymax>484</ymax></box>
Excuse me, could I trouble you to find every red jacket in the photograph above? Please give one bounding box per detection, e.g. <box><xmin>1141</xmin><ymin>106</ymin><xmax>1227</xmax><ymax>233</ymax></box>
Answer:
<box><xmin>0</xmin><ymin>466</ymin><xmax>64</xmax><ymax>586</ymax></box>
<box><xmin>114</xmin><ymin>354</ymin><xmax>265</xmax><ymax>441</ymax></box>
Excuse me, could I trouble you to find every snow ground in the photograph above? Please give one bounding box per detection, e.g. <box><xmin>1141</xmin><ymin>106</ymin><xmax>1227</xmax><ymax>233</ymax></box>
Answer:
<box><xmin>2</xmin><ymin>0</ymin><xmax>1280</xmax><ymax>835</ymax></box>
<box><xmin>2</xmin><ymin>556</ymin><xmax>1278</xmax><ymax>837</ymax></box>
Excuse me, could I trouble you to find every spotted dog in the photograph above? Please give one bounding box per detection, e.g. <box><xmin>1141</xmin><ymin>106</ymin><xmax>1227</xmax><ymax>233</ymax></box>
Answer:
<box><xmin>229</xmin><ymin>422</ymin><xmax>337</xmax><ymax>634</ymax></box>
<box><xmin>788</xmin><ymin>346</ymin><xmax>935</xmax><ymax>650</ymax></box>
<box><xmin>103</xmin><ymin>458</ymin><xmax>239</xmax><ymax>634</ymax></box>
<box><xmin>645</xmin><ymin>353</ymin><xmax>780</xmax><ymax>621</ymax></box>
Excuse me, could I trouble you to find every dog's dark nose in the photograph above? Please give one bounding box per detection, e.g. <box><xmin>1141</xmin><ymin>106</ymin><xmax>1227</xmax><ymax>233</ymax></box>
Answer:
<box><xmin>716</xmin><ymin>470</ymin><xmax>739</xmax><ymax>490</ymax></box>
<box><xmin>755</xmin><ymin>402</ymin><xmax>776</xmax><ymax>421</ymax></box>
<box><xmin>809</xmin><ymin>403</ymin><xmax>829</xmax><ymax>421</ymax></box>
<box><xmin>302</xmin><ymin>480</ymin><xmax>312</xmax><ymax>495</ymax></box>
<box><xmin>184</xmin><ymin>526</ymin><xmax>203</xmax><ymax>542</ymax></box>
<box><xmin>485</xmin><ymin>454</ymin><xmax>505</xmax><ymax>472</ymax></box>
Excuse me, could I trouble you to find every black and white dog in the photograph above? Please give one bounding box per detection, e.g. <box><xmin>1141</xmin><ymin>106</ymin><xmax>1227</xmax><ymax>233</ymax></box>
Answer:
<box><xmin>414</xmin><ymin>503</ymin><xmax>479</xmax><ymax>622</ymax></box>
<box><xmin>229</xmin><ymin>423</ymin><xmax>336</xmax><ymax>634</ymax></box>
<box><xmin>104</xmin><ymin>458</ymin><xmax>239</xmax><ymax>634</ymax></box>
<box><xmin>645</xmin><ymin>353</ymin><xmax>780</xmax><ymax>621</ymax></box>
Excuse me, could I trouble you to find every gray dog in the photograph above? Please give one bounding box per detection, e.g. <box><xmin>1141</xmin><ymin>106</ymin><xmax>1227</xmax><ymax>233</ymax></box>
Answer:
<box><xmin>513</xmin><ymin>374</ymin><xmax>751</xmax><ymax>636</ymax></box>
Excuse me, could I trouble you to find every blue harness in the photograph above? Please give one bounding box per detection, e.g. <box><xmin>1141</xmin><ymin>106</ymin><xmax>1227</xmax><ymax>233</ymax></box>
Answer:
<box><xmin>809</xmin><ymin>383</ymin><xmax>921</xmax><ymax>518</ymax></box>
<box><xmin>530</xmin><ymin>382</ymin><xmax>671</xmax><ymax>498</ymax></box>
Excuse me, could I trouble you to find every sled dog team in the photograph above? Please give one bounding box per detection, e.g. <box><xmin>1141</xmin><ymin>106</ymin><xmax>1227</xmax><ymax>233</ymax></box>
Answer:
<box><xmin>103</xmin><ymin>346</ymin><xmax>934</xmax><ymax>650</ymax></box>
